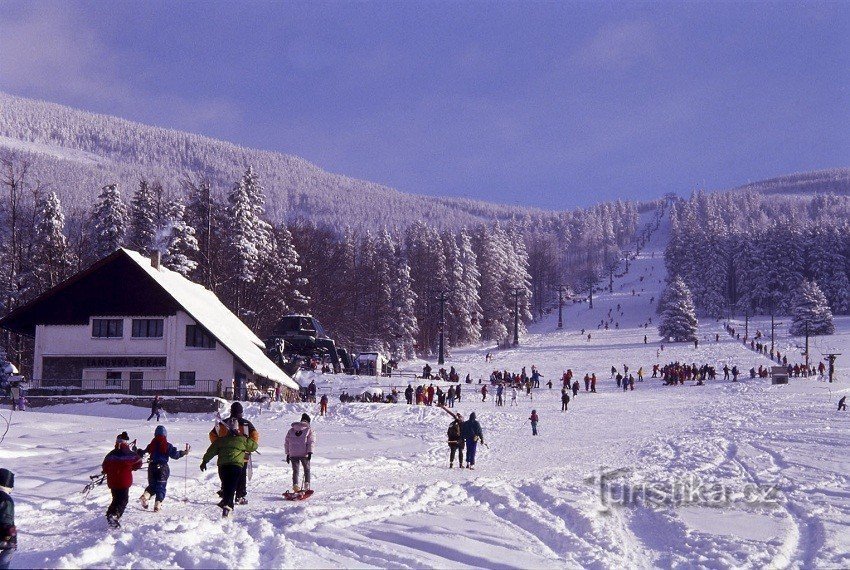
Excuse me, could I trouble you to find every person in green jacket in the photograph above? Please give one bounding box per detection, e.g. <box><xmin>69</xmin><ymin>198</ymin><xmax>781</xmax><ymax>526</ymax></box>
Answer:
<box><xmin>200</xmin><ymin>418</ymin><xmax>258</xmax><ymax>518</ymax></box>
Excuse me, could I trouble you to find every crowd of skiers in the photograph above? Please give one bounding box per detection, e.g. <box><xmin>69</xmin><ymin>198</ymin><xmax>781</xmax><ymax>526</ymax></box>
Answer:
<box><xmin>725</xmin><ymin>324</ymin><xmax>823</xmax><ymax>377</ymax></box>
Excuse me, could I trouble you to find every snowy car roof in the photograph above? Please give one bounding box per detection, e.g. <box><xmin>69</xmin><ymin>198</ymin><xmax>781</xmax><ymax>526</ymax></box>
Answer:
<box><xmin>123</xmin><ymin>249</ymin><xmax>297</xmax><ymax>389</ymax></box>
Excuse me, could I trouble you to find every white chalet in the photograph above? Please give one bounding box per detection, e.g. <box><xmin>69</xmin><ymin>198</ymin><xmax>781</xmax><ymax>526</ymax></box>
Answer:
<box><xmin>0</xmin><ymin>248</ymin><xmax>297</xmax><ymax>397</ymax></box>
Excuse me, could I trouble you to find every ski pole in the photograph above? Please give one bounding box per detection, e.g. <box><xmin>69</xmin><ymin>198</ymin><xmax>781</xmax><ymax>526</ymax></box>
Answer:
<box><xmin>183</xmin><ymin>442</ymin><xmax>189</xmax><ymax>502</ymax></box>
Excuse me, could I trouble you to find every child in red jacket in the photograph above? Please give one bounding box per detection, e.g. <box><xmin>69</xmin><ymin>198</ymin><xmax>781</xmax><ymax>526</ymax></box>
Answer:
<box><xmin>102</xmin><ymin>432</ymin><xmax>143</xmax><ymax>528</ymax></box>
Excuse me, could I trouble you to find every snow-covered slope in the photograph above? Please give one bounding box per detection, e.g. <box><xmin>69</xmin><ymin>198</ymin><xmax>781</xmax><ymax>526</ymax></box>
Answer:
<box><xmin>6</xmin><ymin>210</ymin><xmax>850</xmax><ymax>569</ymax></box>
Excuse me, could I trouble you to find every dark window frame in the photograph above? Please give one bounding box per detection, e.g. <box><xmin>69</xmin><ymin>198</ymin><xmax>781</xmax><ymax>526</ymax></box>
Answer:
<box><xmin>131</xmin><ymin>318</ymin><xmax>164</xmax><ymax>338</ymax></box>
<box><xmin>179</xmin><ymin>371</ymin><xmax>196</xmax><ymax>386</ymax></box>
<box><xmin>185</xmin><ymin>324</ymin><xmax>216</xmax><ymax>349</ymax></box>
<box><xmin>92</xmin><ymin>318</ymin><xmax>124</xmax><ymax>338</ymax></box>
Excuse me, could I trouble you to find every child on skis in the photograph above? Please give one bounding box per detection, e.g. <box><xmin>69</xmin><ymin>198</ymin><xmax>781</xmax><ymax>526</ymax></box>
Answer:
<box><xmin>529</xmin><ymin>410</ymin><xmax>539</xmax><ymax>435</ymax></box>
<box><xmin>138</xmin><ymin>426</ymin><xmax>190</xmax><ymax>512</ymax></box>
<box><xmin>101</xmin><ymin>432</ymin><xmax>143</xmax><ymax>528</ymax></box>
<box><xmin>0</xmin><ymin>469</ymin><xmax>15</xmax><ymax>570</ymax></box>
<box><xmin>201</xmin><ymin>418</ymin><xmax>258</xmax><ymax>518</ymax></box>
<box><xmin>285</xmin><ymin>413</ymin><xmax>316</xmax><ymax>493</ymax></box>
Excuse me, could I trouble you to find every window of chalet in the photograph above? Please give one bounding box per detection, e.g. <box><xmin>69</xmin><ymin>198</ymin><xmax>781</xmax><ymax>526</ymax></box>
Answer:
<box><xmin>92</xmin><ymin>319</ymin><xmax>123</xmax><ymax>338</ymax></box>
<box><xmin>185</xmin><ymin>325</ymin><xmax>216</xmax><ymax>349</ymax></box>
<box><xmin>132</xmin><ymin>318</ymin><xmax>164</xmax><ymax>338</ymax></box>
<box><xmin>106</xmin><ymin>371</ymin><xmax>122</xmax><ymax>386</ymax></box>
<box><xmin>179</xmin><ymin>371</ymin><xmax>196</xmax><ymax>386</ymax></box>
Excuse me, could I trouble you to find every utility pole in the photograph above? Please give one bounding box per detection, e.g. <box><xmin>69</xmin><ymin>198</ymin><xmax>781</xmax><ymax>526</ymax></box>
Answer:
<box><xmin>805</xmin><ymin>322</ymin><xmax>810</xmax><ymax>371</ymax></box>
<box><xmin>770</xmin><ymin>313</ymin><xmax>782</xmax><ymax>356</ymax></box>
<box><xmin>822</xmin><ymin>353</ymin><xmax>840</xmax><ymax>383</ymax></box>
<box><xmin>435</xmin><ymin>290</ymin><xmax>449</xmax><ymax>365</ymax></box>
<box><xmin>509</xmin><ymin>287</ymin><xmax>524</xmax><ymax>346</ymax></box>
<box><xmin>555</xmin><ymin>285</ymin><xmax>569</xmax><ymax>329</ymax></box>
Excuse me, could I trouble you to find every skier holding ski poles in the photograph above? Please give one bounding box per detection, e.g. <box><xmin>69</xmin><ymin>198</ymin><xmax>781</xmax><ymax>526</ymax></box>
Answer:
<box><xmin>137</xmin><ymin>425</ymin><xmax>190</xmax><ymax>512</ymax></box>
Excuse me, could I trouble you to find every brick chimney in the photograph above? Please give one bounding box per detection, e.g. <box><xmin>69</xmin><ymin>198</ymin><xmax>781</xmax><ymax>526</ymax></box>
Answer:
<box><xmin>151</xmin><ymin>250</ymin><xmax>161</xmax><ymax>269</ymax></box>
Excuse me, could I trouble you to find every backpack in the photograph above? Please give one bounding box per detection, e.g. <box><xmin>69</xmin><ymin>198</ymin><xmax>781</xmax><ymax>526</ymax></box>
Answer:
<box><xmin>447</xmin><ymin>422</ymin><xmax>461</xmax><ymax>441</ymax></box>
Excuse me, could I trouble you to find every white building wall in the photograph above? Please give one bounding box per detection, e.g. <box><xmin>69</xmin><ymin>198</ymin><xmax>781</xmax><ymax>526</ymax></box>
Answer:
<box><xmin>168</xmin><ymin>311</ymin><xmax>235</xmax><ymax>381</ymax></box>
<box><xmin>35</xmin><ymin>311</ymin><xmax>238</xmax><ymax>392</ymax></box>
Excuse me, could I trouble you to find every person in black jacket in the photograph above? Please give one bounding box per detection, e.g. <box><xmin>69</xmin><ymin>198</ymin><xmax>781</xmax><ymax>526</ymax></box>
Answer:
<box><xmin>447</xmin><ymin>414</ymin><xmax>464</xmax><ymax>468</ymax></box>
<box><xmin>0</xmin><ymin>469</ymin><xmax>15</xmax><ymax>570</ymax></box>
<box><xmin>561</xmin><ymin>390</ymin><xmax>570</xmax><ymax>411</ymax></box>
<box><xmin>405</xmin><ymin>384</ymin><xmax>414</xmax><ymax>405</ymax></box>
<box><xmin>461</xmin><ymin>412</ymin><xmax>484</xmax><ymax>469</ymax></box>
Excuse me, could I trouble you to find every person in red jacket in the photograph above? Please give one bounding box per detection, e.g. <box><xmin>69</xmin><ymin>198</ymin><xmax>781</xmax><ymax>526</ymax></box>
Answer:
<box><xmin>101</xmin><ymin>432</ymin><xmax>143</xmax><ymax>528</ymax></box>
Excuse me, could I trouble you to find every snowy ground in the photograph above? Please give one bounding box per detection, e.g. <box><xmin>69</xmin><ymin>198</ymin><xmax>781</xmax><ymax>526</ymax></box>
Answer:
<box><xmin>4</xmin><ymin>212</ymin><xmax>850</xmax><ymax>569</ymax></box>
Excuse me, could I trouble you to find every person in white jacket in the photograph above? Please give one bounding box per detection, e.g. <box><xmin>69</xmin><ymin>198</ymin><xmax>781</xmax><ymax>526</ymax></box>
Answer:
<box><xmin>285</xmin><ymin>413</ymin><xmax>316</xmax><ymax>492</ymax></box>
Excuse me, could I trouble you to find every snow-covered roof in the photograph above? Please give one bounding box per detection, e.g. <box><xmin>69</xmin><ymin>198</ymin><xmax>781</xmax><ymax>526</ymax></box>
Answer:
<box><xmin>123</xmin><ymin>249</ymin><xmax>297</xmax><ymax>389</ymax></box>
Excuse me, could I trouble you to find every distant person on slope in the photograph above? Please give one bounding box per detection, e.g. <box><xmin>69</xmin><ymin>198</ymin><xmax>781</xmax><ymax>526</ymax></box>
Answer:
<box><xmin>285</xmin><ymin>413</ymin><xmax>316</xmax><ymax>493</ymax></box>
<box><xmin>447</xmin><ymin>414</ymin><xmax>464</xmax><ymax>468</ymax></box>
<box><xmin>147</xmin><ymin>395</ymin><xmax>163</xmax><ymax>422</ymax></box>
<box><xmin>561</xmin><ymin>390</ymin><xmax>570</xmax><ymax>411</ymax></box>
<box><xmin>572</xmin><ymin>380</ymin><xmax>580</xmax><ymax>397</ymax></box>
<box><xmin>461</xmin><ymin>412</ymin><xmax>484</xmax><ymax>469</ymax></box>
<box><xmin>838</xmin><ymin>396</ymin><xmax>847</xmax><ymax>412</ymax></box>
<box><xmin>529</xmin><ymin>410</ymin><xmax>539</xmax><ymax>436</ymax></box>
<box><xmin>138</xmin><ymin>425</ymin><xmax>190</xmax><ymax>512</ymax></box>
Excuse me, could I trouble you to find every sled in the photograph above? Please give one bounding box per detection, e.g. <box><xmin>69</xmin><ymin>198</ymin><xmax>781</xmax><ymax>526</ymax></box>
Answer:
<box><xmin>283</xmin><ymin>489</ymin><xmax>314</xmax><ymax>501</ymax></box>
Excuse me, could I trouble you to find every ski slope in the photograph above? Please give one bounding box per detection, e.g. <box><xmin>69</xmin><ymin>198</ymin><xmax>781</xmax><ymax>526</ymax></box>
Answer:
<box><xmin>5</xmin><ymin>210</ymin><xmax>850</xmax><ymax>569</ymax></box>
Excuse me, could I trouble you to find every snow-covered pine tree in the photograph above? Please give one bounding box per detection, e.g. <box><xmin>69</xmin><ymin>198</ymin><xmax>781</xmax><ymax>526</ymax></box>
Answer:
<box><xmin>32</xmin><ymin>191</ymin><xmax>73</xmax><ymax>289</ymax></box>
<box><xmin>658</xmin><ymin>277</ymin><xmax>699</xmax><ymax>342</ymax></box>
<box><xmin>381</xmin><ymin>231</ymin><xmax>418</xmax><ymax>358</ymax></box>
<box><xmin>128</xmin><ymin>180</ymin><xmax>157</xmax><ymax>253</ymax></box>
<box><xmin>789</xmin><ymin>279</ymin><xmax>835</xmax><ymax>336</ymax></box>
<box><xmin>161</xmin><ymin>201</ymin><xmax>199</xmax><ymax>276</ymax></box>
<box><xmin>248</xmin><ymin>224</ymin><xmax>311</xmax><ymax>332</ymax></box>
<box><xmin>90</xmin><ymin>184</ymin><xmax>129</xmax><ymax>259</ymax></box>
<box><xmin>505</xmin><ymin>224</ymin><xmax>533</xmax><ymax>334</ymax></box>
<box><xmin>405</xmin><ymin>221</ymin><xmax>447</xmax><ymax>354</ymax></box>
<box><xmin>225</xmin><ymin>168</ymin><xmax>272</xmax><ymax>316</ymax></box>
<box><xmin>475</xmin><ymin>223</ymin><xmax>510</xmax><ymax>343</ymax></box>
<box><xmin>804</xmin><ymin>224</ymin><xmax>850</xmax><ymax>314</ymax></box>
<box><xmin>455</xmin><ymin>230</ymin><xmax>482</xmax><ymax>345</ymax></box>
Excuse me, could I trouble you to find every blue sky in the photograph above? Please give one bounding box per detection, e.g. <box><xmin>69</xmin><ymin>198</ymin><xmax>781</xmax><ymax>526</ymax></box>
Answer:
<box><xmin>1</xmin><ymin>1</ymin><xmax>848</xmax><ymax>209</ymax></box>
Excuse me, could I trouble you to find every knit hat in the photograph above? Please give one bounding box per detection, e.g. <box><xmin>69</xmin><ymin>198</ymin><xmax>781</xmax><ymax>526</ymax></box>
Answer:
<box><xmin>0</xmin><ymin>468</ymin><xmax>13</xmax><ymax>489</ymax></box>
<box><xmin>300</xmin><ymin>413</ymin><xmax>311</xmax><ymax>424</ymax></box>
<box><xmin>116</xmin><ymin>431</ymin><xmax>130</xmax><ymax>444</ymax></box>
<box><xmin>230</xmin><ymin>401</ymin><xmax>244</xmax><ymax>417</ymax></box>
<box><xmin>155</xmin><ymin>425</ymin><xmax>167</xmax><ymax>438</ymax></box>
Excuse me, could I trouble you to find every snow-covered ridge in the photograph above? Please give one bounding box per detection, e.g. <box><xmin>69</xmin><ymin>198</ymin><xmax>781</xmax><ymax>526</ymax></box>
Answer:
<box><xmin>0</xmin><ymin>91</ymin><xmax>551</xmax><ymax>229</ymax></box>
